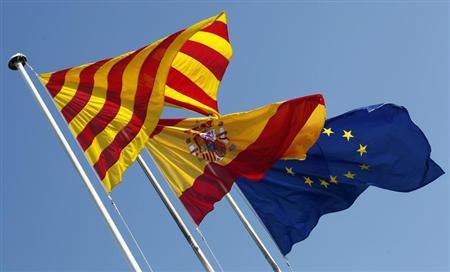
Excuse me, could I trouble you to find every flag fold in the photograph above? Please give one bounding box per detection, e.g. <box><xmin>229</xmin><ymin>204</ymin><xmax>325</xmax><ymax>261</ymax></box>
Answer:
<box><xmin>164</xmin><ymin>12</ymin><xmax>232</xmax><ymax>116</ymax></box>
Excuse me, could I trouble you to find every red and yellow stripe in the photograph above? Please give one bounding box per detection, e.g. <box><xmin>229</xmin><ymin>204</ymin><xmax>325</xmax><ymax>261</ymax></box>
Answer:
<box><xmin>147</xmin><ymin>94</ymin><xmax>326</xmax><ymax>224</ymax></box>
<box><xmin>164</xmin><ymin>12</ymin><xmax>232</xmax><ymax>116</ymax></box>
<box><xmin>38</xmin><ymin>13</ymin><xmax>225</xmax><ymax>191</ymax></box>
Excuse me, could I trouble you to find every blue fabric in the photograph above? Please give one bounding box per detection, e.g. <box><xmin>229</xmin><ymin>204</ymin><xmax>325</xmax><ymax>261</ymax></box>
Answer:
<box><xmin>236</xmin><ymin>104</ymin><xmax>444</xmax><ymax>255</ymax></box>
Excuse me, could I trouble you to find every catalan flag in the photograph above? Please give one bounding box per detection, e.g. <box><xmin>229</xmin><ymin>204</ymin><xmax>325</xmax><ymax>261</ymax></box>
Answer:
<box><xmin>165</xmin><ymin>12</ymin><xmax>232</xmax><ymax>116</ymax></box>
<box><xmin>237</xmin><ymin>104</ymin><xmax>444</xmax><ymax>255</ymax></box>
<box><xmin>38</xmin><ymin>13</ymin><xmax>227</xmax><ymax>191</ymax></box>
<box><xmin>146</xmin><ymin>95</ymin><xmax>326</xmax><ymax>224</ymax></box>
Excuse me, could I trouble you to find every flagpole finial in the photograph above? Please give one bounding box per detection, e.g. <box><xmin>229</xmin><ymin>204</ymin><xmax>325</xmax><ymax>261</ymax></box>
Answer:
<box><xmin>8</xmin><ymin>53</ymin><xmax>27</xmax><ymax>70</ymax></box>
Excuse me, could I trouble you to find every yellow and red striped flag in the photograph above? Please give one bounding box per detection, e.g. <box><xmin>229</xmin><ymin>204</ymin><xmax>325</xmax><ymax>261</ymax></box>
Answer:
<box><xmin>146</xmin><ymin>95</ymin><xmax>326</xmax><ymax>224</ymax></box>
<box><xmin>38</xmin><ymin>13</ymin><xmax>228</xmax><ymax>191</ymax></box>
<box><xmin>164</xmin><ymin>12</ymin><xmax>232</xmax><ymax>116</ymax></box>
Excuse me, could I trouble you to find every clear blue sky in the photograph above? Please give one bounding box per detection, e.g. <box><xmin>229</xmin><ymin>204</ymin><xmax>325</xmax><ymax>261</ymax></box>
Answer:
<box><xmin>1</xmin><ymin>2</ymin><xmax>448</xmax><ymax>271</ymax></box>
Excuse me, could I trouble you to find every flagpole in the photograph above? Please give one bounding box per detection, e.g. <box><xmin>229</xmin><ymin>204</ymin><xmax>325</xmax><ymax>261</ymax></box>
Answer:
<box><xmin>224</xmin><ymin>194</ymin><xmax>281</xmax><ymax>272</ymax></box>
<box><xmin>8</xmin><ymin>53</ymin><xmax>142</xmax><ymax>272</ymax></box>
<box><xmin>136</xmin><ymin>155</ymin><xmax>215</xmax><ymax>272</ymax></box>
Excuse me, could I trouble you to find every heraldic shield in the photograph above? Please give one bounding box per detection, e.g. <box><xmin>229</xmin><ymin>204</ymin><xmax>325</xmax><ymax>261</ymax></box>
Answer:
<box><xmin>185</xmin><ymin>120</ymin><xmax>236</xmax><ymax>162</ymax></box>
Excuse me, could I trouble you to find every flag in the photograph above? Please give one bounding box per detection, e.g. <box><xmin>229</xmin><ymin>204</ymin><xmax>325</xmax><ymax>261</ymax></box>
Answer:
<box><xmin>38</xmin><ymin>13</ymin><xmax>227</xmax><ymax>191</ymax></box>
<box><xmin>164</xmin><ymin>12</ymin><xmax>232</xmax><ymax>116</ymax></box>
<box><xmin>236</xmin><ymin>104</ymin><xmax>445</xmax><ymax>255</ymax></box>
<box><xmin>147</xmin><ymin>94</ymin><xmax>326</xmax><ymax>224</ymax></box>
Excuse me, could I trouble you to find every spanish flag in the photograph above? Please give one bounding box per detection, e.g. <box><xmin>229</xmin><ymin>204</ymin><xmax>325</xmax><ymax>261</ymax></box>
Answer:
<box><xmin>147</xmin><ymin>95</ymin><xmax>326</xmax><ymax>224</ymax></box>
<box><xmin>38</xmin><ymin>13</ymin><xmax>228</xmax><ymax>191</ymax></box>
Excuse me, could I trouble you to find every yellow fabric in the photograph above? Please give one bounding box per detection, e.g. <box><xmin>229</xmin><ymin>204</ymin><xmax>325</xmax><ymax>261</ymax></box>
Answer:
<box><xmin>216</xmin><ymin>12</ymin><xmax>227</xmax><ymax>24</ymax></box>
<box><xmin>165</xmin><ymin>86</ymin><xmax>218</xmax><ymax>114</ymax></box>
<box><xmin>102</xmin><ymin>13</ymin><xmax>224</xmax><ymax>190</ymax></box>
<box><xmin>189</xmin><ymin>32</ymin><xmax>232</xmax><ymax>60</ymax></box>
<box><xmin>163</xmin><ymin>12</ymin><xmax>233</xmax><ymax>116</ymax></box>
<box><xmin>39</xmin><ymin>13</ymin><xmax>225</xmax><ymax>191</ymax></box>
<box><xmin>41</xmin><ymin>65</ymin><xmax>87</xmax><ymax>110</ymax></box>
<box><xmin>83</xmin><ymin>44</ymin><xmax>159</xmax><ymax>165</ymax></box>
<box><xmin>69</xmin><ymin>56</ymin><xmax>128</xmax><ymax>137</ymax></box>
<box><xmin>282</xmin><ymin>105</ymin><xmax>326</xmax><ymax>160</ymax></box>
<box><xmin>147</xmin><ymin>101</ymin><xmax>326</xmax><ymax>197</ymax></box>
<box><xmin>171</xmin><ymin>52</ymin><xmax>220</xmax><ymax>100</ymax></box>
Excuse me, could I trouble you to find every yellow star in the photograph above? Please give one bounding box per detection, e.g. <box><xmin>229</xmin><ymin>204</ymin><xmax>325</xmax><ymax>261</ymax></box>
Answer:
<box><xmin>322</xmin><ymin>127</ymin><xmax>334</xmax><ymax>136</ymax></box>
<box><xmin>342</xmin><ymin>130</ymin><xmax>354</xmax><ymax>141</ymax></box>
<box><xmin>359</xmin><ymin>164</ymin><xmax>370</xmax><ymax>171</ymax></box>
<box><xmin>319</xmin><ymin>179</ymin><xmax>330</xmax><ymax>188</ymax></box>
<box><xmin>285</xmin><ymin>167</ymin><xmax>295</xmax><ymax>176</ymax></box>
<box><xmin>329</xmin><ymin>175</ymin><xmax>338</xmax><ymax>184</ymax></box>
<box><xmin>304</xmin><ymin>176</ymin><xmax>314</xmax><ymax>186</ymax></box>
<box><xmin>343</xmin><ymin>171</ymin><xmax>356</xmax><ymax>179</ymax></box>
<box><xmin>356</xmin><ymin>144</ymin><xmax>368</xmax><ymax>156</ymax></box>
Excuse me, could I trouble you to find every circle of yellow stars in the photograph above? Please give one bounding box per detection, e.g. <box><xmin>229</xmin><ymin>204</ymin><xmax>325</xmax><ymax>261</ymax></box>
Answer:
<box><xmin>283</xmin><ymin>127</ymin><xmax>371</xmax><ymax>189</ymax></box>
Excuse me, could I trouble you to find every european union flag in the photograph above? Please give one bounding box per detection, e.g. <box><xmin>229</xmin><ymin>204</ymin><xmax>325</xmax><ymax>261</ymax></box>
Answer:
<box><xmin>237</xmin><ymin>104</ymin><xmax>444</xmax><ymax>255</ymax></box>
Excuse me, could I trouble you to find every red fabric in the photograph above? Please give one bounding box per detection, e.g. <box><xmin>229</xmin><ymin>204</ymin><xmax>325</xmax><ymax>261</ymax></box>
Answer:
<box><xmin>94</xmin><ymin>32</ymin><xmax>180</xmax><ymax>180</ymax></box>
<box><xmin>166</xmin><ymin>67</ymin><xmax>218</xmax><ymax>109</ymax></box>
<box><xmin>76</xmin><ymin>49</ymin><xmax>143</xmax><ymax>151</ymax></box>
<box><xmin>180</xmin><ymin>40</ymin><xmax>229</xmax><ymax>80</ymax></box>
<box><xmin>60</xmin><ymin>59</ymin><xmax>111</xmax><ymax>123</ymax></box>
<box><xmin>201</xmin><ymin>21</ymin><xmax>229</xmax><ymax>41</ymax></box>
<box><xmin>45</xmin><ymin>68</ymin><xmax>70</xmax><ymax>97</ymax></box>
<box><xmin>180</xmin><ymin>94</ymin><xmax>324</xmax><ymax>224</ymax></box>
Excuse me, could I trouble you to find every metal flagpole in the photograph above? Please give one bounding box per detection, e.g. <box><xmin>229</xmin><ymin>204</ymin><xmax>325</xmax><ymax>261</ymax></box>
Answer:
<box><xmin>8</xmin><ymin>53</ymin><xmax>142</xmax><ymax>272</ymax></box>
<box><xmin>202</xmin><ymin>164</ymin><xmax>281</xmax><ymax>271</ymax></box>
<box><xmin>136</xmin><ymin>155</ymin><xmax>215</xmax><ymax>272</ymax></box>
<box><xmin>224</xmin><ymin>194</ymin><xmax>281</xmax><ymax>272</ymax></box>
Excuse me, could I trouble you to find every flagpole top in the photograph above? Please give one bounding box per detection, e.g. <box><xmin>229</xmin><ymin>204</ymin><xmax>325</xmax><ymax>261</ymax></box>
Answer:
<box><xmin>8</xmin><ymin>53</ymin><xmax>27</xmax><ymax>70</ymax></box>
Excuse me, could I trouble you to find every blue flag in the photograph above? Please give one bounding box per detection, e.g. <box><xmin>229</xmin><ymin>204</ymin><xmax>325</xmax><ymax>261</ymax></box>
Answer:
<box><xmin>237</xmin><ymin>104</ymin><xmax>444</xmax><ymax>255</ymax></box>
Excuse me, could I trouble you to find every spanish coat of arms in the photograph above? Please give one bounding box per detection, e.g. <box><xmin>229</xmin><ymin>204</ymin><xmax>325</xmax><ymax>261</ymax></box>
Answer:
<box><xmin>185</xmin><ymin>120</ymin><xmax>236</xmax><ymax>162</ymax></box>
